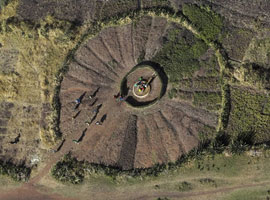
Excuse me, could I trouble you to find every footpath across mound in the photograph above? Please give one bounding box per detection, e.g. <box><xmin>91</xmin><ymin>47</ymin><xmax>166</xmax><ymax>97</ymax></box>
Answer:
<box><xmin>120</xmin><ymin>61</ymin><xmax>167</xmax><ymax>108</ymax></box>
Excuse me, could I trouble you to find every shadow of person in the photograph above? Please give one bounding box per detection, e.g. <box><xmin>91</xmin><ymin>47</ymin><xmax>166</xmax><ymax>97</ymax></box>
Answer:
<box><xmin>101</xmin><ymin>114</ymin><xmax>107</xmax><ymax>123</ymax></box>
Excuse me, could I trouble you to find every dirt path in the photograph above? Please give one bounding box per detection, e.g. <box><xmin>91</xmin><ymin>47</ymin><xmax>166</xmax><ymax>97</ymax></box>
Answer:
<box><xmin>131</xmin><ymin>181</ymin><xmax>270</xmax><ymax>200</ymax></box>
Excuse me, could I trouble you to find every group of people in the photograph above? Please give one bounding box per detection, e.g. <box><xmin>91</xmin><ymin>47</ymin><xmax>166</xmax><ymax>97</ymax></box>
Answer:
<box><xmin>113</xmin><ymin>92</ymin><xmax>125</xmax><ymax>101</ymax></box>
<box><xmin>134</xmin><ymin>77</ymin><xmax>147</xmax><ymax>93</ymax></box>
<box><xmin>72</xmin><ymin>90</ymin><xmax>103</xmax><ymax>144</ymax></box>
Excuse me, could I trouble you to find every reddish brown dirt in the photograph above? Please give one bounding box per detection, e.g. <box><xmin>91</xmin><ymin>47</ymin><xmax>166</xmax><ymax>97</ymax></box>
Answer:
<box><xmin>59</xmin><ymin>16</ymin><xmax>219</xmax><ymax>170</ymax></box>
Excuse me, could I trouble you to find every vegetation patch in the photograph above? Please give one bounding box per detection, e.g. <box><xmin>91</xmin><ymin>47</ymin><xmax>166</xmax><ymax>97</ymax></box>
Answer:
<box><xmin>227</xmin><ymin>86</ymin><xmax>270</xmax><ymax>144</ymax></box>
<box><xmin>199</xmin><ymin>178</ymin><xmax>217</xmax><ymax>187</ymax></box>
<box><xmin>234</xmin><ymin>63</ymin><xmax>270</xmax><ymax>89</ymax></box>
<box><xmin>0</xmin><ymin>161</ymin><xmax>31</xmax><ymax>182</ymax></box>
<box><xmin>182</xmin><ymin>4</ymin><xmax>223</xmax><ymax>42</ymax></box>
<box><xmin>193</xmin><ymin>91</ymin><xmax>222</xmax><ymax>111</ymax></box>
<box><xmin>177</xmin><ymin>181</ymin><xmax>193</xmax><ymax>192</ymax></box>
<box><xmin>153</xmin><ymin>27</ymin><xmax>208</xmax><ymax>82</ymax></box>
<box><xmin>51</xmin><ymin>153</ymin><xmax>85</xmax><ymax>184</ymax></box>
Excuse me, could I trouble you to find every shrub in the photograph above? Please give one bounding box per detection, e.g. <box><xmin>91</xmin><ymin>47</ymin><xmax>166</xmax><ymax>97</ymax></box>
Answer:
<box><xmin>182</xmin><ymin>4</ymin><xmax>223</xmax><ymax>41</ymax></box>
<box><xmin>51</xmin><ymin>153</ymin><xmax>84</xmax><ymax>184</ymax></box>
<box><xmin>178</xmin><ymin>181</ymin><xmax>193</xmax><ymax>191</ymax></box>
<box><xmin>0</xmin><ymin>161</ymin><xmax>31</xmax><ymax>182</ymax></box>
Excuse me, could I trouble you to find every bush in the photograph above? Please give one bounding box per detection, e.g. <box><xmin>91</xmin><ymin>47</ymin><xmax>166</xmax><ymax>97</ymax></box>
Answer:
<box><xmin>182</xmin><ymin>4</ymin><xmax>223</xmax><ymax>41</ymax></box>
<box><xmin>178</xmin><ymin>181</ymin><xmax>193</xmax><ymax>191</ymax></box>
<box><xmin>0</xmin><ymin>161</ymin><xmax>31</xmax><ymax>182</ymax></box>
<box><xmin>51</xmin><ymin>153</ymin><xmax>84</xmax><ymax>184</ymax></box>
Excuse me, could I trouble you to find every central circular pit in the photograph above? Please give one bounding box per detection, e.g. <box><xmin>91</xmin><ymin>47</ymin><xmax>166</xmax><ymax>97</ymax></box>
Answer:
<box><xmin>133</xmin><ymin>79</ymin><xmax>151</xmax><ymax>98</ymax></box>
<box><xmin>121</xmin><ymin>63</ymin><xmax>165</xmax><ymax>108</ymax></box>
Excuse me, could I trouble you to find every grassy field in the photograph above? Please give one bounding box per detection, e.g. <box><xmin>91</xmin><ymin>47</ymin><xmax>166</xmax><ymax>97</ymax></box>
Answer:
<box><xmin>40</xmin><ymin>150</ymin><xmax>270</xmax><ymax>200</ymax></box>
<box><xmin>227</xmin><ymin>86</ymin><xmax>270</xmax><ymax>144</ymax></box>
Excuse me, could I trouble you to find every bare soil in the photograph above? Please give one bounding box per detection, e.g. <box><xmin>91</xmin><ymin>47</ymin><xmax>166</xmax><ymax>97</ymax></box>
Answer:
<box><xmin>59</xmin><ymin>17</ymin><xmax>219</xmax><ymax>170</ymax></box>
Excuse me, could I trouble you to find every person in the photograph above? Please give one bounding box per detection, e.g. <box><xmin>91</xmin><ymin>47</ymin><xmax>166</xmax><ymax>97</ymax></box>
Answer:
<box><xmin>72</xmin><ymin>139</ymin><xmax>79</xmax><ymax>144</ymax></box>
<box><xmin>114</xmin><ymin>92</ymin><xmax>120</xmax><ymax>99</ymax></box>
<box><xmin>75</xmin><ymin>98</ymin><xmax>81</xmax><ymax>105</ymax></box>
<box><xmin>119</xmin><ymin>96</ymin><xmax>124</xmax><ymax>101</ymax></box>
<box><xmin>95</xmin><ymin>121</ymin><xmax>102</xmax><ymax>125</ymax></box>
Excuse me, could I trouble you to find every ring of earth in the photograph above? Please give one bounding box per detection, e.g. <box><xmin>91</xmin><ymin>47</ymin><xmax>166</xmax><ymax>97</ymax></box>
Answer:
<box><xmin>59</xmin><ymin>16</ymin><xmax>221</xmax><ymax>170</ymax></box>
<box><xmin>133</xmin><ymin>81</ymin><xmax>151</xmax><ymax>99</ymax></box>
<box><xmin>123</xmin><ymin>65</ymin><xmax>162</xmax><ymax>105</ymax></box>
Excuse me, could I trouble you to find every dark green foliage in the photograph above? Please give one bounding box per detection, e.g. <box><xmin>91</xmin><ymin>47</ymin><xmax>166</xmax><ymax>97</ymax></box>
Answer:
<box><xmin>168</xmin><ymin>88</ymin><xmax>177</xmax><ymax>99</ymax></box>
<box><xmin>199</xmin><ymin>55</ymin><xmax>220</xmax><ymax>77</ymax></box>
<box><xmin>178</xmin><ymin>181</ymin><xmax>193</xmax><ymax>191</ymax></box>
<box><xmin>157</xmin><ymin>197</ymin><xmax>170</xmax><ymax>200</ymax></box>
<box><xmin>182</xmin><ymin>4</ymin><xmax>223</xmax><ymax>41</ymax></box>
<box><xmin>193</xmin><ymin>91</ymin><xmax>222</xmax><ymax>111</ymax></box>
<box><xmin>51</xmin><ymin>153</ymin><xmax>84</xmax><ymax>184</ymax></box>
<box><xmin>211</xmin><ymin>131</ymin><xmax>230</xmax><ymax>153</ymax></box>
<box><xmin>0</xmin><ymin>161</ymin><xmax>31</xmax><ymax>182</ymax></box>
<box><xmin>199</xmin><ymin>178</ymin><xmax>217</xmax><ymax>187</ymax></box>
<box><xmin>229</xmin><ymin>131</ymin><xmax>255</xmax><ymax>154</ymax></box>
<box><xmin>153</xmin><ymin>28</ymin><xmax>208</xmax><ymax>82</ymax></box>
<box><xmin>220</xmin><ymin>84</ymin><xmax>231</xmax><ymax>129</ymax></box>
<box><xmin>198</xmin><ymin>125</ymin><xmax>216</xmax><ymax>144</ymax></box>
<box><xmin>227</xmin><ymin>87</ymin><xmax>270</xmax><ymax>144</ymax></box>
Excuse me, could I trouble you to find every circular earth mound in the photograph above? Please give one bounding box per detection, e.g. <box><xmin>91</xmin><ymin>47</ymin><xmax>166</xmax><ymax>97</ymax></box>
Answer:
<box><xmin>59</xmin><ymin>16</ymin><xmax>221</xmax><ymax>170</ymax></box>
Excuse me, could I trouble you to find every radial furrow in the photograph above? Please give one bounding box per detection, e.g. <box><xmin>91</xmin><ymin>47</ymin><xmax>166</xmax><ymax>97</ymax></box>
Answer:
<box><xmin>132</xmin><ymin>16</ymin><xmax>152</xmax><ymax>63</ymax></box>
<box><xmin>166</xmin><ymin>101</ymin><xmax>218</xmax><ymax>128</ymax></box>
<box><xmin>97</xmin><ymin>36</ymin><xmax>125</xmax><ymax>70</ymax></box>
<box><xmin>144</xmin><ymin>17</ymin><xmax>168</xmax><ymax>60</ymax></box>
<box><xmin>84</xmin><ymin>45</ymin><xmax>119</xmax><ymax>77</ymax></box>
<box><xmin>144</xmin><ymin>113</ymin><xmax>169</xmax><ymax>164</ymax></box>
<box><xmin>157</xmin><ymin>110</ymin><xmax>184</xmax><ymax>160</ymax></box>
<box><xmin>74</xmin><ymin>58</ymin><xmax>112</xmax><ymax>82</ymax></box>
<box><xmin>100</xmin><ymin>27</ymin><xmax>125</xmax><ymax>68</ymax></box>
<box><xmin>134</xmin><ymin>116</ymin><xmax>153</xmax><ymax>168</ymax></box>
<box><xmin>117</xmin><ymin>115</ymin><xmax>138</xmax><ymax>170</ymax></box>
<box><xmin>75</xmin><ymin>46</ymin><xmax>116</xmax><ymax>81</ymax></box>
<box><xmin>117</xmin><ymin>24</ymin><xmax>136</xmax><ymax>69</ymax></box>
<box><xmin>162</xmin><ymin>105</ymin><xmax>200</xmax><ymax>153</ymax></box>
<box><xmin>72</xmin><ymin>59</ymin><xmax>115</xmax><ymax>85</ymax></box>
<box><xmin>90</xmin><ymin>113</ymin><xmax>129</xmax><ymax>166</ymax></box>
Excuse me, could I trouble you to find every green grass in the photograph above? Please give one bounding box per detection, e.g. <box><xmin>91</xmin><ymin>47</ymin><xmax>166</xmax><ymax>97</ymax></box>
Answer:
<box><xmin>153</xmin><ymin>27</ymin><xmax>208</xmax><ymax>82</ymax></box>
<box><xmin>227</xmin><ymin>87</ymin><xmax>270</xmax><ymax>143</ymax></box>
<box><xmin>193</xmin><ymin>91</ymin><xmax>222</xmax><ymax>111</ymax></box>
<box><xmin>221</xmin><ymin>186</ymin><xmax>270</xmax><ymax>200</ymax></box>
<box><xmin>182</xmin><ymin>4</ymin><xmax>223</xmax><ymax>42</ymax></box>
